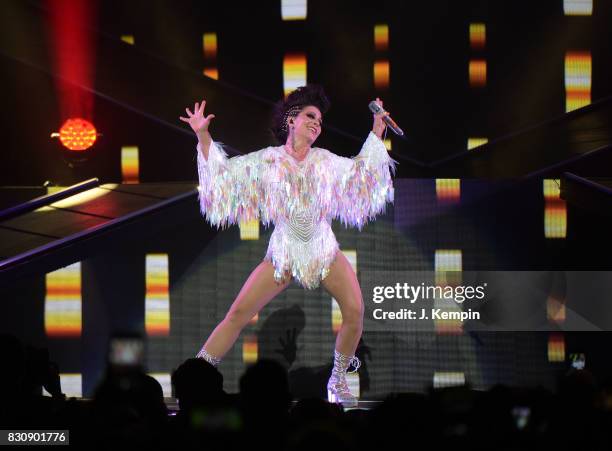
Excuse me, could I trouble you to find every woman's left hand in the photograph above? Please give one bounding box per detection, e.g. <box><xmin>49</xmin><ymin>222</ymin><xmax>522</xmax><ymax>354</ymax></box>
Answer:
<box><xmin>371</xmin><ymin>97</ymin><xmax>387</xmax><ymax>140</ymax></box>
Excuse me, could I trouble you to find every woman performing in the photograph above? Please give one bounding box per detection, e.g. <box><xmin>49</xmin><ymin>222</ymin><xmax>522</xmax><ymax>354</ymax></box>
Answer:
<box><xmin>179</xmin><ymin>85</ymin><xmax>396</xmax><ymax>408</ymax></box>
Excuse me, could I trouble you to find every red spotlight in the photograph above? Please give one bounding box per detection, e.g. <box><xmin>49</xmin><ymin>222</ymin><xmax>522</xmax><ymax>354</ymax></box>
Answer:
<box><xmin>52</xmin><ymin>118</ymin><xmax>98</xmax><ymax>151</ymax></box>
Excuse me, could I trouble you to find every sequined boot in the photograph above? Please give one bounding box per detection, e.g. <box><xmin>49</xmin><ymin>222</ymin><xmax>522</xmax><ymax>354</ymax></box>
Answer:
<box><xmin>195</xmin><ymin>346</ymin><xmax>222</xmax><ymax>367</ymax></box>
<box><xmin>327</xmin><ymin>349</ymin><xmax>361</xmax><ymax>408</ymax></box>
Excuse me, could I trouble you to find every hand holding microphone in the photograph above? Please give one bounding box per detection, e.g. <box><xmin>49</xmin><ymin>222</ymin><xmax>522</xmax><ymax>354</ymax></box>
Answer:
<box><xmin>369</xmin><ymin>98</ymin><xmax>404</xmax><ymax>137</ymax></box>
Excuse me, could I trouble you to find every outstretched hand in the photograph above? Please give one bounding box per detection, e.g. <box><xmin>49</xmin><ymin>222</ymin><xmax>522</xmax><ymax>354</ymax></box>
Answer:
<box><xmin>179</xmin><ymin>99</ymin><xmax>216</xmax><ymax>136</ymax></box>
<box><xmin>372</xmin><ymin>97</ymin><xmax>388</xmax><ymax>139</ymax></box>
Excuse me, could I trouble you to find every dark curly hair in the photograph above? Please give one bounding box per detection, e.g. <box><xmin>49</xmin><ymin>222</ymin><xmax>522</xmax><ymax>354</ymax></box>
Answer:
<box><xmin>270</xmin><ymin>84</ymin><xmax>331</xmax><ymax>144</ymax></box>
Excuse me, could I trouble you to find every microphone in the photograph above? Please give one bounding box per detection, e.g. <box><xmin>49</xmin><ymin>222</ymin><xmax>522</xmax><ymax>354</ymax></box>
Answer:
<box><xmin>368</xmin><ymin>101</ymin><xmax>404</xmax><ymax>136</ymax></box>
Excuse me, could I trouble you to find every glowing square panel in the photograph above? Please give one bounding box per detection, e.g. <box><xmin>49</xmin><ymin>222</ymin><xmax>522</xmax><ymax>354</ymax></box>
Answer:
<box><xmin>435</xmin><ymin>250</ymin><xmax>462</xmax><ymax>272</ymax></box>
<box><xmin>433</xmin><ymin>372</ymin><xmax>465</xmax><ymax>389</ymax></box>
<box><xmin>243</xmin><ymin>334</ymin><xmax>258</xmax><ymax>364</ymax></box>
<box><xmin>283</xmin><ymin>53</ymin><xmax>307</xmax><ymax>97</ymax></box>
<box><xmin>469</xmin><ymin>59</ymin><xmax>486</xmax><ymax>87</ymax></box>
<box><xmin>203</xmin><ymin>32</ymin><xmax>217</xmax><ymax>59</ymax></box>
<box><xmin>565</xmin><ymin>51</ymin><xmax>591</xmax><ymax>112</ymax></box>
<box><xmin>374</xmin><ymin>60</ymin><xmax>390</xmax><ymax>89</ymax></box>
<box><xmin>543</xmin><ymin>179</ymin><xmax>561</xmax><ymax>200</ymax></box>
<box><xmin>544</xmin><ymin>203</ymin><xmax>567</xmax><ymax>239</ymax></box>
<box><xmin>469</xmin><ymin>23</ymin><xmax>485</xmax><ymax>50</ymax></box>
<box><xmin>436</xmin><ymin>179</ymin><xmax>460</xmax><ymax>203</ymax></box>
<box><xmin>45</xmin><ymin>262</ymin><xmax>82</xmax><ymax>338</ymax></box>
<box><xmin>148</xmin><ymin>372</ymin><xmax>172</xmax><ymax>398</ymax></box>
<box><xmin>548</xmin><ymin>333</ymin><xmax>565</xmax><ymax>362</ymax></box>
<box><xmin>145</xmin><ymin>254</ymin><xmax>170</xmax><ymax>336</ymax></box>
<box><xmin>240</xmin><ymin>219</ymin><xmax>260</xmax><ymax>240</ymax></box>
<box><xmin>563</xmin><ymin>0</ymin><xmax>592</xmax><ymax>15</ymax></box>
<box><xmin>121</xmin><ymin>146</ymin><xmax>139</xmax><ymax>184</ymax></box>
<box><xmin>43</xmin><ymin>373</ymin><xmax>82</xmax><ymax>398</ymax></box>
<box><xmin>121</xmin><ymin>35</ymin><xmax>134</xmax><ymax>45</ymax></box>
<box><xmin>374</xmin><ymin>24</ymin><xmax>389</xmax><ymax>52</ymax></box>
<box><xmin>468</xmin><ymin>137</ymin><xmax>488</xmax><ymax>150</ymax></box>
<box><xmin>282</xmin><ymin>0</ymin><xmax>307</xmax><ymax>21</ymax></box>
<box><xmin>203</xmin><ymin>68</ymin><xmax>219</xmax><ymax>80</ymax></box>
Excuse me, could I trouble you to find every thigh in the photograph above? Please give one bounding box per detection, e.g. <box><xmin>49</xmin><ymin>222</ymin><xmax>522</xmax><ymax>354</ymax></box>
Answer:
<box><xmin>321</xmin><ymin>251</ymin><xmax>364</xmax><ymax>317</ymax></box>
<box><xmin>226</xmin><ymin>260</ymin><xmax>291</xmax><ymax>319</ymax></box>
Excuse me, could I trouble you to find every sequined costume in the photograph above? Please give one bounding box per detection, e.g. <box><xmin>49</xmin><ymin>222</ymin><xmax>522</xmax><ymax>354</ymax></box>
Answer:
<box><xmin>196</xmin><ymin>131</ymin><xmax>396</xmax><ymax>289</ymax></box>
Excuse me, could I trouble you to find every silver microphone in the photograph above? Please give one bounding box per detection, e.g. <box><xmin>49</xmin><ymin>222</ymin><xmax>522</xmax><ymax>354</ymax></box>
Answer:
<box><xmin>368</xmin><ymin>101</ymin><xmax>404</xmax><ymax>136</ymax></box>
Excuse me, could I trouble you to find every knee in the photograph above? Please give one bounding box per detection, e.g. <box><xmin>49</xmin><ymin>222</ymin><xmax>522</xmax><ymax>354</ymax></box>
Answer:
<box><xmin>224</xmin><ymin>308</ymin><xmax>252</xmax><ymax>329</ymax></box>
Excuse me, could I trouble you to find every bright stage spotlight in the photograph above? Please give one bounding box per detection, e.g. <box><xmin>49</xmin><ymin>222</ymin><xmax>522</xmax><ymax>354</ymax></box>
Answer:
<box><xmin>51</xmin><ymin>118</ymin><xmax>101</xmax><ymax>167</ymax></box>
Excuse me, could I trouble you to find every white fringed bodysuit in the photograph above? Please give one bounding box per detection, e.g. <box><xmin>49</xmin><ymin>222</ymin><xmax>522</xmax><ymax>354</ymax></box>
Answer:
<box><xmin>196</xmin><ymin>132</ymin><xmax>396</xmax><ymax>289</ymax></box>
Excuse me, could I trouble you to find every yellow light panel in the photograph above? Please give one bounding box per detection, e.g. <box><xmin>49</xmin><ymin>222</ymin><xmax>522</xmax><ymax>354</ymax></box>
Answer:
<box><xmin>565</xmin><ymin>51</ymin><xmax>591</xmax><ymax>112</ymax></box>
<box><xmin>145</xmin><ymin>254</ymin><xmax>170</xmax><ymax>336</ymax></box>
<box><xmin>45</xmin><ymin>263</ymin><xmax>82</xmax><ymax>338</ymax></box>
<box><xmin>469</xmin><ymin>23</ymin><xmax>485</xmax><ymax>49</ymax></box>
<box><xmin>240</xmin><ymin>219</ymin><xmax>260</xmax><ymax>240</ymax></box>
<box><xmin>436</xmin><ymin>179</ymin><xmax>461</xmax><ymax>203</ymax></box>
<box><xmin>283</xmin><ymin>53</ymin><xmax>307</xmax><ymax>97</ymax></box>
<box><xmin>374</xmin><ymin>24</ymin><xmax>389</xmax><ymax>52</ymax></box>
<box><xmin>243</xmin><ymin>334</ymin><xmax>258</xmax><ymax>364</ymax></box>
<box><xmin>121</xmin><ymin>146</ymin><xmax>139</xmax><ymax>184</ymax></box>
<box><xmin>468</xmin><ymin>137</ymin><xmax>488</xmax><ymax>150</ymax></box>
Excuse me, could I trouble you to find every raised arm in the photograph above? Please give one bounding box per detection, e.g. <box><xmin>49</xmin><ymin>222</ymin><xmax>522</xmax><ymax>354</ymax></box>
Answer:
<box><xmin>179</xmin><ymin>99</ymin><xmax>216</xmax><ymax>160</ymax></box>
<box><xmin>328</xmin><ymin>98</ymin><xmax>397</xmax><ymax>229</ymax></box>
<box><xmin>181</xmin><ymin>99</ymin><xmax>262</xmax><ymax>228</ymax></box>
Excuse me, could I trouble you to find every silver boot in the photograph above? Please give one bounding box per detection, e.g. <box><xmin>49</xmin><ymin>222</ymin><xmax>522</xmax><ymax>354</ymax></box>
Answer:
<box><xmin>327</xmin><ymin>349</ymin><xmax>361</xmax><ymax>408</ymax></box>
<box><xmin>195</xmin><ymin>347</ymin><xmax>222</xmax><ymax>367</ymax></box>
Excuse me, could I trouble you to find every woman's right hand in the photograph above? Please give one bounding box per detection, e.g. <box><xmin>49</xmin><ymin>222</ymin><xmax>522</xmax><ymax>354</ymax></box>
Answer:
<box><xmin>179</xmin><ymin>99</ymin><xmax>215</xmax><ymax>137</ymax></box>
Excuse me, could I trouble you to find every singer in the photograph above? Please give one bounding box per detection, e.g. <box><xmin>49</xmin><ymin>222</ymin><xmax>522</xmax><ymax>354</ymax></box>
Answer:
<box><xmin>179</xmin><ymin>85</ymin><xmax>397</xmax><ymax>408</ymax></box>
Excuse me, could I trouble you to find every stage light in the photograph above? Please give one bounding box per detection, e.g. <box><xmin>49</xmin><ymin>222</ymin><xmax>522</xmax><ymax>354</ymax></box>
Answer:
<box><xmin>436</xmin><ymin>179</ymin><xmax>461</xmax><ymax>203</ymax></box>
<box><xmin>564</xmin><ymin>0</ymin><xmax>592</xmax><ymax>15</ymax></box>
<box><xmin>469</xmin><ymin>23</ymin><xmax>486</xmax><ymax>50</ymax></box>
<box><xmin>565</xmin><ymin>51</ymin><xmax>591</xmax><ymax>112</ymax></box>
<box><xmin>45</xmin><ymin>262</ymin><xmax>82</xmax><ymax>338</ymax></box>
<box><xmin>283</xmin><ymin>53</ymin><xmax>307</xmax><ymax>97</ymax></box>
<box><xmin>469</xmin><ymin>59</ymin><xmax>487</xmax><ymax>87</ymax></box>
<box><xmin>52</xmin><ymin>118</ymin><xmax>98</xmax><ymax>151</ymax></box>
<box><xmin>282</xmin><ymin>0</ymin><xmax>307</xmax><ymax>21</ymax></box>
<box><xmin>468</xmin><ymin>137</ymin><xmax>488</xmax><ymax>150</ymax></box>
<box><xmin>203</xmin><ymin>32</ymin><xmax>218</xmax><ymax>80</ymax></box>
<box><xmin>145</xmin><ymin>254</ymin><xmax>170</xmax><ymax>337</ymax></box>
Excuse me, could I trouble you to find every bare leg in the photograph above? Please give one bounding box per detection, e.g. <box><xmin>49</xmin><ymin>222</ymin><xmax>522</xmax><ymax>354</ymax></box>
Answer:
<box><xmin>201</xmin><ymin>260</ymin><xmax>291</xmax><ymax>359</ymax></box>
<box><xmin>321</xmin><ymin>251</ymin><xmax>364</xmax><ymax>357</ymax></box>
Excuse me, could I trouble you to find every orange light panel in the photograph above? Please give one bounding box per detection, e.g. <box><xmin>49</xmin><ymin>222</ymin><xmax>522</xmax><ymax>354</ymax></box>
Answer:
<box><xmin>548</xmin><ymin>333</ymin><xmax>565</xmax><ymax>362</ymax></box>
<box><xmin>374</xmin><ymin>60</ymin><xmax>390</xmax><ymax>89</ymax></box>
<box><xmin>469</xmin><ymin>60</ymin><xmax>487</xmax><ymax>87</ymax></box>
